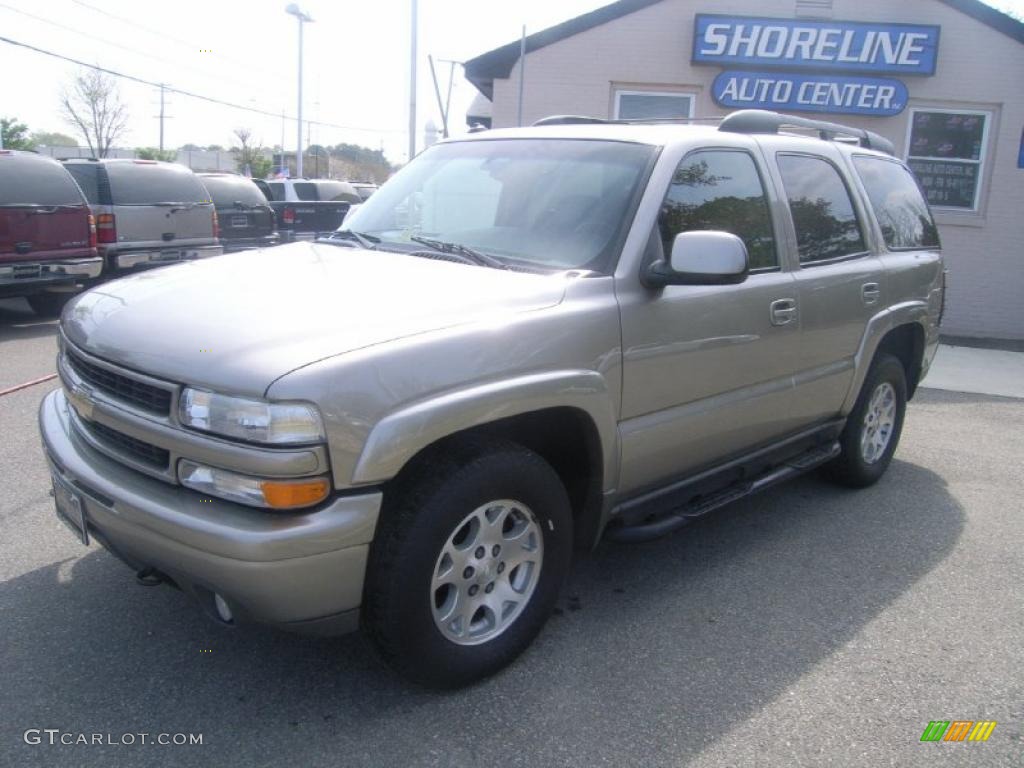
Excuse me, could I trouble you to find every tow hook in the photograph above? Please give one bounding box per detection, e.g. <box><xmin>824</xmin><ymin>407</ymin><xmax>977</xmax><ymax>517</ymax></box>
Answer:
<box><xmin>135</xmin><ymin>567</ymin><xmax>165</xmax><ymax>587</ymax></box>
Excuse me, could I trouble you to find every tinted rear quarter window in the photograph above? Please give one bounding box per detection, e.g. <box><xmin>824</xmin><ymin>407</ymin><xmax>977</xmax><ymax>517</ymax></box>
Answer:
<box><xmin>852</xmin><ymin>155</ymin><xmax>940</xmax><ymax>249</ymax></box>
<box><xmin>293</xmin><ymin>182</ymin><xmax>318</xmax><ymax>201</ymax></box>
<box><xmin>778</xmin><ymin>154</ymin><xmax>866</xmax><ymax>264</ymax></box>
<box><xmin>63</xmin><ymin>163</ymin><xmax>101</xmax><ymax>204</ymax></box>
<box><xmin>1</xmin><ymin>156</ymin><xmax>86</xmax><ymax>206</ymax></box>
<box><xmin>105</xmin><ymin>162</ymin><xmax>210</xmax><ymax>205</ymax></box>
<box><xmin>268</xmin><ymin>182</ymin><xmax>285</xmax><ymax>200</ymax></box>
<box><xmin>200</xmin><ymin>176</ymin><xmax>268</xmax><ymax>206</ymax></box>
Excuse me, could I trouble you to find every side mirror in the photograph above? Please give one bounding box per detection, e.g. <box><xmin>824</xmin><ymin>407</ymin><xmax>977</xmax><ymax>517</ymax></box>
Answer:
<box><xmin>644</xmin><ymin>230</ymin><xmax>749</xmax><ymax>288</ymax></box>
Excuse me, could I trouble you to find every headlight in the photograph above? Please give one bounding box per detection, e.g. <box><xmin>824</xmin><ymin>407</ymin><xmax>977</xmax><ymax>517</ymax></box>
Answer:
<box><xmin>178</xmin><ymin>388</ymin><xmax>325</xmax><ymax>445</ymax></box>
<box><xmin>178</xmin><ymin>460</ymin><xmax>330</xmax><ymax>510</ymax></box>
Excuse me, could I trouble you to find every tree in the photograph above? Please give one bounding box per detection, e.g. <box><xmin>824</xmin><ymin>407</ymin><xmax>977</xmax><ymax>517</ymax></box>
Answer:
<box><xmin>29</xmin><ymin>130</ymin><xmax>78</xmax><ymax>147</ymax></box>
<box><xmin>60</xmin><ymin>68</ymin><xmax>129</xmax><ymax>158</ymax></box>
<box><xmin>232</xmin><ymin>127</ymin><xmax>272</xmax><ymax>179</ymax></box>
<box><xmin>1</xmin><ymin>117</ymin><xmax>33</xmax><ymax>150</ymax></box>
<box><xmin>136</xmin><ymin>147</ymin><xmax>178</xmax><ymax>161</ymax></box>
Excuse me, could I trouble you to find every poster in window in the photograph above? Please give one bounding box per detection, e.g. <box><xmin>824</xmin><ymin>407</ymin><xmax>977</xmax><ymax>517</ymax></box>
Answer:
<box><xmin>907</xmin><ymin>159</ymin><xmax>978</xmax><ymax>209</ymax></box>
<box><xmin>908</xmin><ymin>111</ymin><xmax>987</xmax><ymax>209</ymax></box>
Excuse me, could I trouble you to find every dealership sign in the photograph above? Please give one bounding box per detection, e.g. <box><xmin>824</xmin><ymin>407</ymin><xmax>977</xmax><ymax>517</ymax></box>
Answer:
<box><xmin>712</xmin><ymin>70</ymin><xmax>908</xmax><ymax>116</ymax></box>
<box><xmin>693</xmin><ymin>15</ymin><xmax>940</xmax><ymax>76</ymax></box>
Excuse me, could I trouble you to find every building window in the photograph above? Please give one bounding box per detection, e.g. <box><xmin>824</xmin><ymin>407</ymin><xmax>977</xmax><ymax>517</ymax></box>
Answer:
<box><xmin>905</xmin><ymin>109</ymin><xmax>991</xmax><ymax>212</ymax></box>
<box><xmin>614</xmin><ymin>90</ymin><xmax>694</xmax><ymax>121</ymax></box>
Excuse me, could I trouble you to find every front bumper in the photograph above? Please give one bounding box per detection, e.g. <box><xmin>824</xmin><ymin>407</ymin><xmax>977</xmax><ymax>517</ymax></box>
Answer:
<box><xmin>110</xmin><ymin>245</ymin><xmax>224</xmax><ymax>271</ymax></box>
<box><xmin>39</xmin><ymin>389</ymin><xmax>381</xmax><ymax>634</ymax></box>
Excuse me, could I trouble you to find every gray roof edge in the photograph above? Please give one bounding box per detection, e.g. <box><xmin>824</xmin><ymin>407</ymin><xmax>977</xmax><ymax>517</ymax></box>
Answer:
<box><xmin>464</xmin><ymin>0</ymin><xmax>1024</xmax><ymax>98</ymax></box>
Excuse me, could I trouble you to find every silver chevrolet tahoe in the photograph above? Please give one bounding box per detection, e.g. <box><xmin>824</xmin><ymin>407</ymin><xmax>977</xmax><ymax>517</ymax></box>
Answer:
<box><xmin>39</xmin><ymin>110</ymin><xmax>945</xmax><ymax>688</ymax></box>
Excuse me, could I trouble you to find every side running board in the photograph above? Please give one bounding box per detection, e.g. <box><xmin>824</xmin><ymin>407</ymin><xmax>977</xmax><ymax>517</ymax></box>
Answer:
<box><xmin>605</xmin><ymin>441</ymin><xmax>841</xmax><ymax>544</ymax></box>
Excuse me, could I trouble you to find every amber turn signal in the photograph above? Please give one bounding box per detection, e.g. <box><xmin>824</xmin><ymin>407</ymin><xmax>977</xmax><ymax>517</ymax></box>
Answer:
<box><xmin>260</xmin><ymin>478</ymin><xmax>330</xmax><ymax>509</ymax></box>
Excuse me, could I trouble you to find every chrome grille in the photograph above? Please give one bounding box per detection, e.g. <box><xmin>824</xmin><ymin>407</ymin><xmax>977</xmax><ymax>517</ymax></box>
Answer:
<box><xmin>83</xmin><ymin>419</ymin><xmax>170</xmax><ymax>470</ymax></box>
<box><xmin>65</xmin><ymin>347</ymin><xmax>172</xmax><ymax>415</ymax></box>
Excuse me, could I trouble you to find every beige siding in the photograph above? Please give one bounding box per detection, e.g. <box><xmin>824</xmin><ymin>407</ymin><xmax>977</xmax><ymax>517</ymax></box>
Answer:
<box><xmin>489</xmin><ymin>0</ymin><xmax>1024</xmax><ymax>339</ymax></box>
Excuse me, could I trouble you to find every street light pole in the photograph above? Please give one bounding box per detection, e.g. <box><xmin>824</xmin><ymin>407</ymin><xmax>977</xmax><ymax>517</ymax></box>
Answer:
<box><xmin>286</xmin><ymin>4</ymin><xmax>313</xmax><ymax>178</ymax></box>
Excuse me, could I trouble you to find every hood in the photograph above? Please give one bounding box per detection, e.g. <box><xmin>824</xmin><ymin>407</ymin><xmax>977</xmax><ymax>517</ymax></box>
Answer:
<box><xmin>62</xmin><ymin>242</ymin><xmax>568</xmax><ymax>396</ymax></box>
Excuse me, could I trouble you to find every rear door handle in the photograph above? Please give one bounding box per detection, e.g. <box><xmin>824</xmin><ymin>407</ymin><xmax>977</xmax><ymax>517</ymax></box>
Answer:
<box><xmin>770</xmin><ymin>298</ymin><xmax>798</xmax><ymax>326</ymax></box>
<box><xmin>862</xmin><ymin>282</ymin><xmax>881</xmax><ymax>306</ymax></box>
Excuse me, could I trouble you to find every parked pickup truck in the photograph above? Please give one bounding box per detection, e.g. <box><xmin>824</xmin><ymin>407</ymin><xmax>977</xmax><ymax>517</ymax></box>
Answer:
<box><xmin>0</xmin><ymin>150</ymin><xmax>101</xmax><ymax>316</ymax></box>
<box><xmin>254</xmin><ymin>178</ymin><xmax>361</xmax><ymax>241</ymax></box>
<box><xmin>40</xmin><ymin>110</ymin><xmax>944</xmax><ymax>688</ymax></box>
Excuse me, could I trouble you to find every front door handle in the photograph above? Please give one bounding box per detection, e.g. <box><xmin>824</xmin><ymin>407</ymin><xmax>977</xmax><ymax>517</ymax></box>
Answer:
<box><xmin>770</xmin><ymin>298</ymin><xmax>798</xmax><ymax>326</ymax></box>
<box><xmin>861</xmin><ymin>282</ymin><xmax>881</xmax><ymax>306</ymax></box>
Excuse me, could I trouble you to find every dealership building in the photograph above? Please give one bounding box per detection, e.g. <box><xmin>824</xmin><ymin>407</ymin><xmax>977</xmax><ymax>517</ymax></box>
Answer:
<box><xmin>465</xmin><ymin>0</ymin><xmax>1024</xmax><ymax>341</ymax></box>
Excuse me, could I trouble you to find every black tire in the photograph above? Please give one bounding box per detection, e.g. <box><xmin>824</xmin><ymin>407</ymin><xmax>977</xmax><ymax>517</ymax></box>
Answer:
<box><xmin>362</xmin><ymin>439</ymin><xmax>573</xmax><ymax>688</ymax></box>
<box><xmin>825</xmin><ymin>353</ymin><xmax>908</xmax><ymax>488</ymax></box>
<box><xmin>26</xmin><ymin>292</ymin><xmax>73</xmax><ymax>318</ymax></box>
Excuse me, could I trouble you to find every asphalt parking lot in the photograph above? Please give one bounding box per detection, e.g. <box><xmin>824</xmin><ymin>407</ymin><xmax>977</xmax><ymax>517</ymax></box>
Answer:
<box><xmin>0</xmin><ymin>295</ymin><xmax>1021</xmax><ymax>768</ymax></box>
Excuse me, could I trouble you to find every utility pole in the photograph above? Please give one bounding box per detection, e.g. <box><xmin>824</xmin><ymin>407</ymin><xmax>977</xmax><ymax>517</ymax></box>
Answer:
<box><xmin>286</xmin><ymin>4</ymin><xmax>313</xmax><ymax>177</ymax></box>
<box><xmin>517</xmin><ymin>26</ymin><xmax>526</xmax><ymax>127</ymax></box>
<box><xmin>408</xmin><ymin>0</ymin><xmax>418</xmax><ymax>162</ymax></box>
<box><xmin>159</xmin><ymin>83</ymin><xmax>166</xmax><ymax>151</ymax></box>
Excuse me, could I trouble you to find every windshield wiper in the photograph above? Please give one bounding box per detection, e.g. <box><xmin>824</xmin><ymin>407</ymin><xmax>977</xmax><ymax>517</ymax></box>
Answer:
<box><xmin>408</xmin><ymin>235</ymin><xmax>507</xmax><ymax>270</ymax></box>
<box><xmin>319</xmin><ymin>229</ymin><xmax>380</xmax><ymax>250</ymax></box>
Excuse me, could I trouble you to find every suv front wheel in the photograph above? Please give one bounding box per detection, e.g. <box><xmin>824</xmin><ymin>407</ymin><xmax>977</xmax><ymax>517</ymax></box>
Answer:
<box><xmin>363</xmin><ymin>440</ymin><xmax>572</xmax><ymax>688</ymax></box>
<box><xmin>826</xmin><ymin>353</ymin><xmax>908</xmax><ymax>487</ymax></box>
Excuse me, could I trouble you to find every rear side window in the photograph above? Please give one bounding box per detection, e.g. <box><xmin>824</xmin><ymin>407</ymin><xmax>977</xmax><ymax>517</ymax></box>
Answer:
<box><xmin>293</xmin><ymin>182</ymin><xmax>318</xmax><ymax>200</ymax></box>
<box><xmin>0</xmin><ymin>156</ymin><xmax>85</xmax><ymax>206</ymax></box>
<box><xmin>200</xmin><ymin>176</ymin><xmax>268</xmax><ymax>206</ymax></box>
<box><xmin>63</xmin><ymin>164</ymin><xmax>100</xmax><ymax>203</ymax></box>
<box><xmin>267</xmin><ymin>182</ymin><xmax>285</xmax><ymax>200</ymax></box>
<box><xmin>777</xmin><ymin>154</ymin><xmax>866</xmax><ymax>264</ymax></box>
<box><xmin>105</xmin><ymin>162</ymin><xmax>210</xmax><ymax>205</ymax></box>
<box><xmin>658</xmin><ymin>149</ymin><xmax>777</xmax><ymax>270</ymax></box>
<box><xmin>852</xmin><ymin>156</ymin><xmax>940</xmax><ymax>249</ymax></box>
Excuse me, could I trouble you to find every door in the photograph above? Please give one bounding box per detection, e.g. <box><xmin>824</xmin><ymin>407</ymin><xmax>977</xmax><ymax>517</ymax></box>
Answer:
<box><xmin>773</xmin><ymin>150</ymin><xmax>885</xmax><ymax>426</ymax></box>
<box><xmin>617</xmin><ymin>148</ymin><xmax>803</xmax><ymax>495</ymax></box>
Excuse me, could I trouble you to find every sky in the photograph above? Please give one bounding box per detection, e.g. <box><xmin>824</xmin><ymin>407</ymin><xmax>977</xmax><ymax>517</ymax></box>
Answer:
<box><xmin>1</xmin><ymin>0</ymin><xmax>1022</xmax><ymax>164</ymax></box>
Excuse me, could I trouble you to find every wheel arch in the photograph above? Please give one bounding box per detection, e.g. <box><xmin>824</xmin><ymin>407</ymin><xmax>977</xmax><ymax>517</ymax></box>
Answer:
<box><xmin>842</xmin><ymin>302</ymin><xmax>929</xmax><ymax>414</ymax></box>
<box><xmin>352</xmin><ymin>371</ymin><xmax>617</xmax><ymax>550</ymax></box>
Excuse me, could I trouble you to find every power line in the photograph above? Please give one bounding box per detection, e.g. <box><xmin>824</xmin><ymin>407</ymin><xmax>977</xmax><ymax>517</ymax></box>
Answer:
<box><xmin>0</xmin><ymin>34</ymin><xmax>406</xmax><ymax>135</ymax></box>
<box><xmin>70</xmin><ymin>0</ymin><xmax>290</xmax><ymax>85</ymax></box>
<box><xmin>0</xmin><ymin>2</ymin><xmax>281</xmax><ymax>101</ymax></box>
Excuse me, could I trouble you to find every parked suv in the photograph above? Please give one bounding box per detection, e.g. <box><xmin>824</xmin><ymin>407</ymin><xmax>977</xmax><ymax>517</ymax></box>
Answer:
<box><xmin>62</xmin><ymin>159</ymin><xmax>222</xmax><ymax>273</ymax></box>
<box><xmin>0</xmin><ymin>150</ymin><xmax>100</xmax><ymax>316</ymax></box>
<box><xmin>197</xmin><ymin>173</ymin><xmax>279</xmax><ymax>252</ymax></box>
<box><xmin>40</xmin><ymin>110</ymin><xmax>944</xmax><ymax>688</ymax></box>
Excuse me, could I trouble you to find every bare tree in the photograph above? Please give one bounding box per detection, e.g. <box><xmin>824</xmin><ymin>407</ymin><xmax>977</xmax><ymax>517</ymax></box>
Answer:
<box><xmin>232</xmin><ymin>127</ymin><xmax>271</xmax><ymax>178</ymax></box>
<box><xmin>60</xmin><ymin>68</ymin><xmax>129</xmax><ymax>158</ymax></box>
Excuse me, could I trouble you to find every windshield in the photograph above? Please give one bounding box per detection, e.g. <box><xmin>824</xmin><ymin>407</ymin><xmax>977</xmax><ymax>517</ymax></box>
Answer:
<box><xmin>344</xmin><ymin>138</ymin><xmax>655</xmax><ymax>272</ymax></box>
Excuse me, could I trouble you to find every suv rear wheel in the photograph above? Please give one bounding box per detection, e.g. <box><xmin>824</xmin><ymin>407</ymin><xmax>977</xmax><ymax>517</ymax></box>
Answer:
<box><xmin>363</xmin><ymin>440</ymin><xmax>572</xmax><ymax>688</ymax></box>
<box><xmin>826</xmin><ymin>353</ymin><xmax>907</xmax><ymax>487</ymax></box>
<box><xmin>26</xmin><ymin>291</ymin><xmax>74</xmax><ymax>318</ymax></box>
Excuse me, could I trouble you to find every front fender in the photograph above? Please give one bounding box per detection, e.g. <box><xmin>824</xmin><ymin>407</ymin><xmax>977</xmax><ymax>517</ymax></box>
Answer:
<box><xmin>351</xmin><ymin>370</ymin><xmax>619</xmax><ymax>489</ymax></box>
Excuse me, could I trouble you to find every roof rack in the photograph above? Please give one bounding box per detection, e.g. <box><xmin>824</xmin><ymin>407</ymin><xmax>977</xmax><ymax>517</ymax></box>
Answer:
<box><xmin>532</xmin><ymin>115</ymin><xmax>724</xmax><ymax>127</ymax></box>
<box><xmin>532</xmin><ymin>115</ymin><xmax>611</xmax><ymax>126</ymax></box>
<box><xmin>718</xmin><ymin>109</ymin><xmax>894</xmax><ymax>155</ymax></box>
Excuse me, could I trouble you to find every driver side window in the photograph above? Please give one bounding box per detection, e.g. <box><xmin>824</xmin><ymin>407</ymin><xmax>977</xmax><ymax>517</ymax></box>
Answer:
<box><xmin>658</xmin><ymin>150</ymin><xmax>778</xmax><ymax>270</ymax></box>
